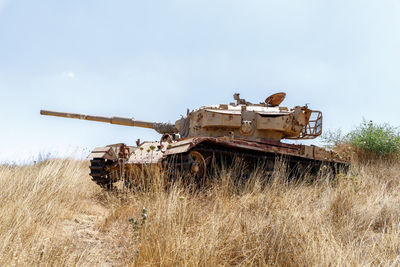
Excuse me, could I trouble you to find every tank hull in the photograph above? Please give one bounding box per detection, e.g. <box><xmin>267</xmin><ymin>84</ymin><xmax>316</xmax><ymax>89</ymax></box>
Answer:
<box><xmin>88</xmin><ymin>137</ymin><xmax>349</xmax><ymax>189</ymax></box>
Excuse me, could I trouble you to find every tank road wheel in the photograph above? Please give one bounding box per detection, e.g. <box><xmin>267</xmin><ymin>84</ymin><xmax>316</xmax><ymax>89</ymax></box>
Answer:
<box><xmin>162</xmin><ymin>151</ymin><xmax>207</xmax><ymax>186</ymax></box>
<box><xmin>188</xmin><ymin>150</ymin><xmax>207</xmax><ymax>183</ymax></box>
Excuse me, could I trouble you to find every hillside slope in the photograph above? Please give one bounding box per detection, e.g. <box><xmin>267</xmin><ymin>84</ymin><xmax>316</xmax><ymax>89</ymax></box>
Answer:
<box><xmin>1</xmin><ymin>159</ymin><xmax>400</xmax><ymax>266</ymax></box>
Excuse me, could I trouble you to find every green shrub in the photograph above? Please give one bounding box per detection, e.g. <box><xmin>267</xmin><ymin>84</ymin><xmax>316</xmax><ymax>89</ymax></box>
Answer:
<box><xmin>322</xmin><ymin>121</ymin><xmax>400</xmax><ymax>160</ymax></box>
<box><xmin>348</xmin><ymin>120</ymin><xmax>400</xmax><ymax>156</ymax></box>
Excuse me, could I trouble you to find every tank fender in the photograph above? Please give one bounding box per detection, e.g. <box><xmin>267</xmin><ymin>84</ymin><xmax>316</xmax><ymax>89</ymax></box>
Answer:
<box><xmin>163</xmin><ymin>138</ymin><xmax>198</xmax><ymax>156</ymax></box>
<box><xmin>87</xmin><ymin>146</ymin><xmax>118</xmax><ymax>160</ymax></box>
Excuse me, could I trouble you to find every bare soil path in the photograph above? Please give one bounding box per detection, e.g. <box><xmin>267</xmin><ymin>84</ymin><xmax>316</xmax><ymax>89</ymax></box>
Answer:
<box><xmin>60</xmin><ymin>203</ymin><xmax>126</xmax><ymax>266</ymax></box>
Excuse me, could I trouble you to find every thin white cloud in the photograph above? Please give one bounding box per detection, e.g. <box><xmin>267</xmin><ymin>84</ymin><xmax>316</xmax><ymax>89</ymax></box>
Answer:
<box><xmin>62</xmin><ymin>71</ymin><xmax>76</xmax><ymax>79</ymax></box>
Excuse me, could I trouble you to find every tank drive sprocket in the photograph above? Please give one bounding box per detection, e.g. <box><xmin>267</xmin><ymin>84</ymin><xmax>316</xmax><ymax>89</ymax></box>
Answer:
<box><xmin>89</xmin><ymin>158</ymin><xmax>114</xmax><ymax>188</ymax></box>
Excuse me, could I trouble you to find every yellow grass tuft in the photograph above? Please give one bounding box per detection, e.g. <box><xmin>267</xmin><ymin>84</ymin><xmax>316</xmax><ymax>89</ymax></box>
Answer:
<box><xmin>1</xmin><ymin>159</ymin><xmax>400</xmax><ymax>265</ymax></box>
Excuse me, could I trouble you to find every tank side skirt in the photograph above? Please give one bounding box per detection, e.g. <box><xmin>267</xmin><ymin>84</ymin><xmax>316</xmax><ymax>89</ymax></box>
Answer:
<box><xmin>182</xmin><ymin>142</ymin><xmax>348</xmax><ymax>172</ymax></box>
<box><xmin>176</xmin><ymin>137</ymin><xmax>348</xmax><ymax>165</ymax></box>
<box><xmin>191</xmin><ymin>143</ymin><xmax>323</xmax><ymax>166</ymax></box>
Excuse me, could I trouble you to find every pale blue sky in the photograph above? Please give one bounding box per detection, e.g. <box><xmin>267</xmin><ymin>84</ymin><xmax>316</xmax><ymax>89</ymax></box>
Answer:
<box><xmin>1</xmin><ymin>0</ymin><xmax>399</xmax><ymax>162</ymax></box>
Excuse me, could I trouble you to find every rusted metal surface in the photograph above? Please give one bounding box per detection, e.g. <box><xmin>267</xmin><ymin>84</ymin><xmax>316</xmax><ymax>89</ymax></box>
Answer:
<box><xmin>163</xmin><ymin>137</ymin><xmax>347</xmax><ymax>164</ymax></box>
<box><xmin>265</xmin><ymin>92</ymin><xmax>286</xmax><ymax>107</ymax></box>
<box><xmin>127</xmin><ymin>141</ymin><xmax>164</xmax><ymax>164</ymax></box>
<box><xmin>130</xmin><ymin>135</ymin><xmax>348</xmax><ymax>165</ymax></box>
<box><xmin>87</xmin><ymin>146</ymin><xmax>117</xmax><ymax>161</ymax></box>
<box><xmin>289</xmin><ymin>110</ymin><xmax>323</xmax><ymax>139</ymax></box>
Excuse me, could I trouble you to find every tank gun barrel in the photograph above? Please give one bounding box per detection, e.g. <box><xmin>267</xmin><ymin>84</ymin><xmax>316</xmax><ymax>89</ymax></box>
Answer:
<box><xmin>40</xmin><ymin>110</ymin><xmax>178</xmax><ymax>134</ymax></box>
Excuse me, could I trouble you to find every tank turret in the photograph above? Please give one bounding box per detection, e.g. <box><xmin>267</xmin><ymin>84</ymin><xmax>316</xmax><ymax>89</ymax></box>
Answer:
<box><xmin>41</xmin><ymin>93</ymin><xmax>322</xmax><ymax>142</ymax></box>
<box><xmin>176</xmin><ymin>92</ymin><xmax>322</xmax><ymax>142</ymax></box>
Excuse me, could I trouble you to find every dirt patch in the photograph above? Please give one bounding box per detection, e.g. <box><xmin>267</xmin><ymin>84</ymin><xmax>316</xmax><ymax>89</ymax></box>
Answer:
<box><xmin>60</xmin><ymin>204</ymin><xmax>126</xmax><ymax>266</ymax></box>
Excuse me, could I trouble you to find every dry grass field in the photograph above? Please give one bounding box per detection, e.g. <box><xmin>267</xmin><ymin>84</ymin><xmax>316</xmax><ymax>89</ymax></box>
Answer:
<box><xmin>1</xmin><ymin>158</ymin><xmax>400</xmax><ymax>266</ymax></box>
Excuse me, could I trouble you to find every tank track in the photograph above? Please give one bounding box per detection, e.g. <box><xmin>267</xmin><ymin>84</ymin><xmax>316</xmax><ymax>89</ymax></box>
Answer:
<box><xmin>165</xmin><ymin>142</ymin><xmax>348</xmax><ymax>181</ymax></box>
<box><xmin>89</xmin><ymin>158</ymin><xmax>113</xmax><ymax>188</ymax></box>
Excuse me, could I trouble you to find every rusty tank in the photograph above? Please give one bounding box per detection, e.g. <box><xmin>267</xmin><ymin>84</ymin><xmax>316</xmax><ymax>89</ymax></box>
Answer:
<box><xmin>40</xmin><ymin>93</ymin><xmax>349</xmax><ymax>188</ymax></box>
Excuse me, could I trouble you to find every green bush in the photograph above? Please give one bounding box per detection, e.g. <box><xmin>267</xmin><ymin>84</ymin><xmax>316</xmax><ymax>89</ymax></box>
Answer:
<box><xmin>322</xmin><ymin>121</ymin><xmax>400</xmax><ymax>159</ymax></box>
<box><xmin>348</xmin><ymin>120</ymin><xmax>400</xmax><ymax>156</ymax></box>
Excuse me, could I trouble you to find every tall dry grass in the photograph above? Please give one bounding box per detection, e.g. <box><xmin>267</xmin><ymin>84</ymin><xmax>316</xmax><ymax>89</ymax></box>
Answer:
<box><xmin>1</xmin><ymin>158</ymin><xmax>400</xmax><ymax>266</ymax></box>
